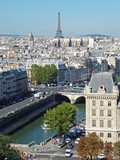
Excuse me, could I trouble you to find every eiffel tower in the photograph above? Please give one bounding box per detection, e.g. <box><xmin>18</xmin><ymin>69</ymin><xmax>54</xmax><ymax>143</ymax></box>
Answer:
<box><xmin>55</xmin><ymin>12</ymin><xmax>64</xmax><ymax>38</ymax></box>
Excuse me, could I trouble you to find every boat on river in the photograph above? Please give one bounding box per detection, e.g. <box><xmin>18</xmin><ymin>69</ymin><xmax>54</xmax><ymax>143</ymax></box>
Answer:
<box><xmin>41</xmin><ymin>123</ymin><xmax>50</xmax><ymax>129</ymax></box>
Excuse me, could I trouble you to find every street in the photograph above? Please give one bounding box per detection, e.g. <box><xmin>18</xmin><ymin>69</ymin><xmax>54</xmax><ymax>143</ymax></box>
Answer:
<box><xmin>0</xmin><ymin>86</ymin><xmax>67</xmax><ymax>118</ymax></box>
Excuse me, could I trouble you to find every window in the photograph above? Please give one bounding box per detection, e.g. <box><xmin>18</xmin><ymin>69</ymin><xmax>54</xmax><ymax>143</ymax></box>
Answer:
<box><xmin>108</xmin><ymin>110</ymin><xmax>112</xmax><ymax>116</ymax></box>
<box><xmin>100</xmin><ymin>120</ymin><xmax>104</xmax><ymax>127</ymax></box>
<box><xmin>108</xmin><ymin>120</ymin><xmax>112</xmax><ymax>128</ymax></box>
<box><xmin>100</xmin><ymin>101</ymin><xmax>103</xmax><ymax>106</ymax></box>
<box><xmin>92</xmin><ymin>109</ymin><xmax>96</xmax><ymax>116</ymax></box>
<box><xmin>100</xmin><ymin>133</ymin><xmax>104</xmax><ymax>138</ymax></box>
<box><xmin>92</xmin><ymin>120</ymin><xmax>96</xmax><ymax>127</ymax></box>
<box><xmin>108</xmin><ymin>101</ymin><xmax>111</xmax><ymax>106</ymax></box>
<box><xmin>100</xmin><ymin>110</ymin><xmax>104</xmax><ymax>116</ymax></box>
<box><xmin>118</xmin><ymin>134</ymin><xmax>120</xmax><ymax>139</ymax></box>
<box><xmin>108</xmin><ymin>133</ymin><xmax>112</xmax><ymax>138</ymax></box>
<box><xmin>92</xmin><ymin>100</ymin><xmax>96</xmax><ymax>106</ymax></box>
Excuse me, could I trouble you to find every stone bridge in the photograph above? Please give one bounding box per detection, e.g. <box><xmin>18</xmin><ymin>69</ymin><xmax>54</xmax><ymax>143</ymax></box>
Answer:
<box><xmin>58</xmin><ymin>91</ymin><xmax>85</xmax><ymax>104</ymax></box>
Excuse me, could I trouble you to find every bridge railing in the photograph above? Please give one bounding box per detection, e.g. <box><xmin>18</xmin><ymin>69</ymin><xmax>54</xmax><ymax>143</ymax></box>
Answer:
<box><xmin>62</xmin><ymin>89</ymin><xmax>84</xmax><ymax>93</ymax></box>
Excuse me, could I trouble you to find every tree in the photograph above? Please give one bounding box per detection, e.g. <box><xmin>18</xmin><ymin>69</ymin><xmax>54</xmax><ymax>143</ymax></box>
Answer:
<box><xmin>31</xmin><ymin>64</ymin><xmax>58</xmax><ymax>84</ymax></box>
<box><xmin>0</xmin><ymin>134</ymin><xmax>20</xmax><ymax>160</ymax></box>
<box><xmin>44</xmin><ymin>102</ymin><xmax>76</xmax><ymax>136</ymax></box>
<box><xmin>31</xmin><ymin>64</ymin><xmax>40</xmax><ymax>84</ymax></box>
<box><xmin>103</xmin><ymin>142</ymin><xmax>114</xmax><ymax>160</ymax></box>
<box><xmin>116</xmin><ymin>76</ymin><xmax>120</xmax><ymax>83</ymax></box>
<box><xmin>77</xmin><ymin>132</ymin><xmax>104</xmax><ymax>160</ymax></box>
<box><xmin>114</xmin><ymin>140</ymin><xmax>120</xmax><ymax>160</ymax></box>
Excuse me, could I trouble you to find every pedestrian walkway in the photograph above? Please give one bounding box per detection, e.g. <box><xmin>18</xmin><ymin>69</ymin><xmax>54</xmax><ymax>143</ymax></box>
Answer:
<box><xmin>31</xmin><ymin>137</ymin><xmax>61</xmax><ymax>153</ymax></box>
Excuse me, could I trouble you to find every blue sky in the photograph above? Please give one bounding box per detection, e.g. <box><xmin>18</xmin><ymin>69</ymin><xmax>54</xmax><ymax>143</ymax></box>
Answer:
<box><xmin>0</xmin><ymin>0</ymin><xmax>120</xmax><ymax>37</ymax></box>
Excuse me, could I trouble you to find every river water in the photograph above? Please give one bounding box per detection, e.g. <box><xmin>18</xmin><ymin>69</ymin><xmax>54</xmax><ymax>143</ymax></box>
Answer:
<box><xmin>11</xmin><ymin>103</ymin><xmax>85</xmax><ymax>144</ymax></box>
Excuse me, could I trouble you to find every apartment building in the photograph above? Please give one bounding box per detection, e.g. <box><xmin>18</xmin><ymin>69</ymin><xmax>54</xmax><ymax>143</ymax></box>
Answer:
<box><xmin>84</xmin><ymin>72</ymin><xmax>120</xmax><ymax>143</ymax></box>
<box><xmin>0</xmin><ymin>68</ymin><xmax>28</xmax><ymax>105</ymax></box>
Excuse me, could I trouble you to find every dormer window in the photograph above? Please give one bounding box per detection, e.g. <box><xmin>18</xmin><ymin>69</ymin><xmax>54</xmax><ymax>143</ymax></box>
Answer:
<box><xmin>98</xmin><ymin>85</ymin><xmax>106</xmax><ymax>93</ymax></box>
<box><xmin>100</xmin><ymin>86</ymin><xmax>103</xmax><ymax>89</ymax></box>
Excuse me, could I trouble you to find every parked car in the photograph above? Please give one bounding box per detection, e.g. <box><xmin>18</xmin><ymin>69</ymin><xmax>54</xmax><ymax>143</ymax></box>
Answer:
<box><xmin>67</xmin><ymin>143</ymin><xmax>74</xmax><ymax>149</ymax></box>
<box><xmin>75</xmin><ymin>137</ymin><xmax>80</xmax><ymax>144</ymax></box>
<box><xmin>57</xmin><ymin>141</ymin><xmax>67</xmax><ymax>149</ymax></box>
<box><xmin>56</xmin><ymin>137</ymin><xmax>62</xmax><ymax>143</ymax></box>
<box><xmin>97</xmin><ymin>154</ymin><xmax>106</xmax><ymax>160</ymax></box>
<box><xmin>65</xmin><ymin>138</ymin><xmax>71</xmax><ymax>143</ymax></box>
<box><xmin>81</xmin><ymin>131</ymin><xmax>86</xmax><ymax>136</ymax></box>
<box><xmin>67</xmin><ymin>132</ymin><xmax>76</xmax><ymax>139</ymax></box>
<box><xmin>65</xmin><ymin>149</ymin><xmax>72</xmax><ymax>157</ymax></box>
<box><xmin>30</xmin><ymin>99</ymin><xmax>34</xmax><ymax>102</ymax></box>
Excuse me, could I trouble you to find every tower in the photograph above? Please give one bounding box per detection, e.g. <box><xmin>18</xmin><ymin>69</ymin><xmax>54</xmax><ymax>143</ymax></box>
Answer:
<box><xmin>28</xmin><ymin>32</ymin><xmax>34</xmax><ymax>47</ymax></box>
<box><xmin>55</xmin><ymin>12</ymin><xmax>64</xmax><ymax>38</ymax></box>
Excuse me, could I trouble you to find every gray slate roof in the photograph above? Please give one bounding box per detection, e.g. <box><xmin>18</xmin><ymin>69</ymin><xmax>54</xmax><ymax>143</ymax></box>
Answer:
<box><xmin>89</xmin><ymin>72</ymin><xmax>116</xmax><ymax>93</ymax></box>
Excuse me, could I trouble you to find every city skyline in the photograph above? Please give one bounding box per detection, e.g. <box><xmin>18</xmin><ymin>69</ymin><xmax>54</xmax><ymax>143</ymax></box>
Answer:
<box><xmin>0</xmin><ymin>0</ymin><xmax>120</xmax><ymax>37</ymax></box>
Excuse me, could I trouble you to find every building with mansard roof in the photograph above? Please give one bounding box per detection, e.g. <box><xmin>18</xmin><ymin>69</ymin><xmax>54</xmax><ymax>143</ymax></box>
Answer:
<box><xmin>84</xmin><ymin>72</ymin><xmax>120</xmax><ymax>142</ymax></box>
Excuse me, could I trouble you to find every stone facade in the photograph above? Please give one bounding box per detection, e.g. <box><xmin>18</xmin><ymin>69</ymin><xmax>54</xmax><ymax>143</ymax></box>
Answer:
<box><xmin>84</xmin><ymin>72</ymin><xmax>120</xmax><ymax>143</ymax></box>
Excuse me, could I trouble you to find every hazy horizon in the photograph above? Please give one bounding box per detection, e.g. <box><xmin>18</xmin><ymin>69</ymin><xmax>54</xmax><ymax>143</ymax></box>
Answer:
<box><xmin>0</xmin><ymin>0</ymin><xmax>120</xmax><ymax>37</ymax></box>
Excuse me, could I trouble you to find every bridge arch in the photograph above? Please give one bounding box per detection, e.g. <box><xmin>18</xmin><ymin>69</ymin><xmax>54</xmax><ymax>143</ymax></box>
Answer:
<box><xmin>74</xmin><ymin>96</ymin><xmax>86</xmax><ymax>104</ymax></box>
<box><xmin>55</xmin><ymin>94</ymin><xmax>71</xmax><ymax>103</ymax></box>
<box><xmin>58</xmin><ymin>92</ymin><xmax>86</xmax><ymax>104</ymax></box>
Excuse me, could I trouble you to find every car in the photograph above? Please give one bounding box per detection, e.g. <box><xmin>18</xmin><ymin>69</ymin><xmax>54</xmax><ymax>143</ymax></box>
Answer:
<box><xmin>67</xmin><ymin>143</ymin><xmax>74</xmax><ymax>149</ymax></box>
<box><xmin>13</xmin><ymin>101</ymin><xmax>16</xmax><ymax>104</ymax></box>
<box><xmin>79</xmin><ymin>124</ymin><xmax>85</xmax><ymax>129</ymax></box>
<box><xmin>75</xmin><ymin>137</ymin><xmax>80</xmax><ymax>144</ymax></box>
<box><xmin>75</xmin><ymin>126</ymin><xmax>81</xmax><ymax>133</ymax></box>
<box><xmin>57</xmin><ymin>141</ymin><xmax>67</xmax><ymax>148</ymax></box>
<box><xmin>97</xmin><ymin>154</ymin><xmax>106</xmax><ymax>160</ymax></box>
<box><xmin>81</xmin><ymin>132</ymin><xmax>86</xmax><ymax>136</ymax></box>
<box><xmin>56</xmin><ymin>137</ymin><xmax>62</xmax><ymax>143</ymax></box>
<box><xmin>65</xmin><ymin>149</ymin><xmax>72</xmax><ymax>157</ymax></box>
<box><xmin>65</xmin><ymin>138</ymin><xmax>71</xmax><ymax>143</ymax></box>
<box><xmin>30</xmin><ymin>99</ymin><xmax>34</xmax><ymax>102</ymax></box>
<box><xmin>67</xmin><ymin>132</ymin><xmax>76</xmax><ymax>139</ymax></box>
<box><xmin>11</xmin><ymin>111</ymin><xmax>15</xmax><ymax>114</ymax></box>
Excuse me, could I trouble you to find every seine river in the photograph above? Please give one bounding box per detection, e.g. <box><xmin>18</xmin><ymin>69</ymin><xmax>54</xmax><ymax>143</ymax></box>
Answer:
<box><xmin>11</xmin><ymin>103</ymin><xmax>85</xmax><ymax>144</ymax></box>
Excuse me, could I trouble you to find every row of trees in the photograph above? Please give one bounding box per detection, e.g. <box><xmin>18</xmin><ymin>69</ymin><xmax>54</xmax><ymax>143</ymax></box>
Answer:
<box><xmin>31</xmin><ymin>64</ymin><xmax>58</xmax><ymax>85</ymax></box>
<box><xmin>0</xmin><ymin>134</ymin><xmax>20</xmax><ymax>160</ymax></box>
<box><xmin>77</xmin><ymin>132</ymin><xmax>120</xmax><ymax>160</ymax></box>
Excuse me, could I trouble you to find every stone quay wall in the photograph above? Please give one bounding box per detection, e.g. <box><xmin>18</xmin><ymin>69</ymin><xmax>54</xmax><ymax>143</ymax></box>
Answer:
<box><xmin>0</xmin><ymin>94</ymin><xmax>59</xmax><ymax>134</ymax></box>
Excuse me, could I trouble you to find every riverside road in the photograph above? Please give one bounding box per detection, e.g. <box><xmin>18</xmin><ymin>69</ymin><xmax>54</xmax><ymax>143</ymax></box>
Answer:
<box><xmin>0</xmin><ymin>86</ymin><xmax>67</xmax><ymax>118</ymax></box>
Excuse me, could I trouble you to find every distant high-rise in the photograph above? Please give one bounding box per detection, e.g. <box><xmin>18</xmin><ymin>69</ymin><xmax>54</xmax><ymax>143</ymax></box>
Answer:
<box><xmin>55</xmin><ymin>12</ymin><xmax>64</xmax><ymax>38</ymax></box>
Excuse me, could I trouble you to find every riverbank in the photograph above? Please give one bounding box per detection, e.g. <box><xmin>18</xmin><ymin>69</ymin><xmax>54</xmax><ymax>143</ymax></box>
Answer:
<box><xmin>10</xmin><ymin>117</ymin><xmax>86</xmax><ymax>159</ymax></box>
<box><xmin>0</xmin><ymin>94</ymin><xmax>60</xmax><ymax>134</ymax></box>
<box><xmin>11</xmin><ymin>104</ymin><xmax>85</xmax><ymax>144</ymax></box>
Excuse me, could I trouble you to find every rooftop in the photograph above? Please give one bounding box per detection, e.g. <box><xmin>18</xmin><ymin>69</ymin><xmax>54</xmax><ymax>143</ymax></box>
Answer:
<box><xmin>89</xmin><ymin>72</ymin><xmax>116</xmax><ymax>93</ymax></box>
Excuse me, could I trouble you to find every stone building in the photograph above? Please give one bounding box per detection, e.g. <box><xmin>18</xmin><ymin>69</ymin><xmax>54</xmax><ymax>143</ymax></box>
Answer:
<box><xmin>84</xmin><ymin>72</ymin><xmax>120</xmax><ymax>143</ymax></box>
<box><xmin>28</xmin><ymin>32</ymin><xmax>34</xmax><ymax>47</ymax></box>
<box><xmin>0</xmin><ymin>68</ymin><xmax>28</xmax><ymax>105</ymax></box>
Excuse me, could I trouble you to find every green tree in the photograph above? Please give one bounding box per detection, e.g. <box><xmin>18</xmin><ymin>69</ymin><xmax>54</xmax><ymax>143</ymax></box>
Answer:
<box><xmin>50</xmin><ymin>64</ymin><xmax>58</xmax><ymax>82</ymax></box>
<box><xmin>0</xmin><ymin>134</ymin><xmax>20</xmax><ymax>160</ymax></box>
<box><xmin>31</xmin><ymin>64</ymin><xmax>40</xmax><ymax>83</ymax></box>
<box><xmin>114</xmin><ymin>140</ymin><xmax>120</xmax><ymax>160</ymax></box>
<box><xmin>31</xmin><ymin>64</ymin><xmax>57</xmax><ymax>84</ymax></box>
<box><xmin>116</xmin><ymin>76</ymin><xmax>120</xmax><ymax>82</ymax></box>
<box><xmin>77</xmin><ymin>132</ymin><xmax>104</xmax><ymax>160</ymax></box>
<box><xmin>44</xmin><ymin>102</ymin><xmax>76</xmax><ymax>136</ymax></box>
<box><xmin>44</xmin><ymin>65</ymin><xmax>52</xmax><ymax>84</ymax></box>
